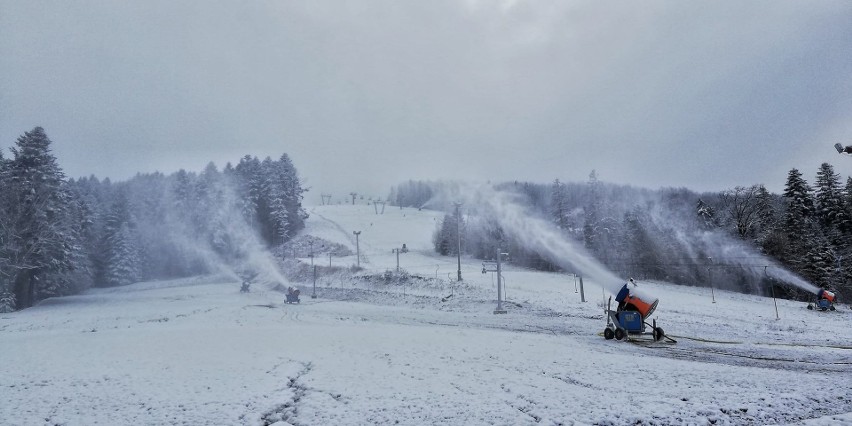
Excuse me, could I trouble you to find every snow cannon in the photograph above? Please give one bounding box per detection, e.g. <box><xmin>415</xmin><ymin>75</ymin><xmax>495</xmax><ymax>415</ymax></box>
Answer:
<box><xmin>604</xmin><ymin>279</ymin><xmax>670</xmax><ymax>342</ymax></box>
<box><xmin>808</xmin><ymin>289</ymin><xmax>836</xmax><ymax>311</ymax></box>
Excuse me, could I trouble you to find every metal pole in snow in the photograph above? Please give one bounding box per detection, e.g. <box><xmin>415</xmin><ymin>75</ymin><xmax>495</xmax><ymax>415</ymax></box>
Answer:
<box><xmin>454</xmin><ymin>202</ymin><xmax>463</xmax><ymax>282</ymax></box>
<box><xmin>708</xmin><ymin>257</ymin><xmax>716</xmax><ymax>303</ymax></box>
<box><xmin>579</xmin><ymin>275</ymin><xmax>586</xmax><ymax>302</ymax></box>
<box><xmin>766</xmin><ymin>266</ymin><xmax>779</xmax><ymax>320</ymax></box>
<box><xmin>494</xmin><ymin>248</ymin><xmax>507</xmax><ymax>314</ymax></box>
<box><xmin>312</xmin><ymin>265</ymin><xmax>317</xmax><ymax>299</ymax></box>
<box><xmin>353</xmin><ymin>231</ymin><xmax>361</xmax><ymax>268</ymax></box>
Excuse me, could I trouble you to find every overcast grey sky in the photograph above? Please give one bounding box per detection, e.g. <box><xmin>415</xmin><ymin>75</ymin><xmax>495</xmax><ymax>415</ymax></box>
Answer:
<box><xmin>1</xmin><ymin>1</ymin><xmax>851</xmax><ymax>202</ymax></box>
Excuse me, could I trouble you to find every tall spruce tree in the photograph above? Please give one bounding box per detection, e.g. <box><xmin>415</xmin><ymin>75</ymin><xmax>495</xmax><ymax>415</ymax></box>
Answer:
<box><xmin>3</xmin><ymin>128</ymin><xmax>77</xmax><ymax>308</ymax></box>
<box><xmin>814</xmin><ymin>163</ymin><xmax>847</xmax><ymax>231</ymax></box>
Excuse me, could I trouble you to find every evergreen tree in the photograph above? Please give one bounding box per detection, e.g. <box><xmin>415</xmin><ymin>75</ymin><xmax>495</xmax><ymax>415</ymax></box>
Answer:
<box><xmin>103</xmin><ymin>222</ymin><xmax>141</xmax><ymax>286</ymax></box>
<box><xmin>551</xmin><ymin>179</ymin><xmax>568</xmax><ymax>230</ymax></box>
<box><xmin>783</xmin><ymin>168</ymin><xmax>814</xmax><ymax>218</ymax></box>
<box><xmin>3</xmin><ymin>127</ymin><xmax>78</xmax><ymax>308</ymax></box>
<box><xmin>814</xmin><ymin>162</ymin><xmax>847</xmax><ymax>231</ymax></box>
<box><xmin>781</xmin><ymin>168</ymin><xmax>821</xmax><ymax>285</ymax></box>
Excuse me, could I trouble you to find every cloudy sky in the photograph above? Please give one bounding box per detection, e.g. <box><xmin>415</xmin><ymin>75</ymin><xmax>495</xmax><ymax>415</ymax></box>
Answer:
<box><xmin>1</xmin><ymin>1</ymin><xmax>851</xmax><ymax>201</ymax></box>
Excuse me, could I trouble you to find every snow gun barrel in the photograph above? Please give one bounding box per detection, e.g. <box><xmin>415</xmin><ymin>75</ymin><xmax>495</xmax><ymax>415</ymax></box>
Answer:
<box><xmin>817</xmin><ymin>289</ymin><xmax>836</xmax><ymax>303</ymax></box>
<box><xmin>615</xmin><ymin>283</ymin><xmax>659</xmax><ymax>318</ymax></box>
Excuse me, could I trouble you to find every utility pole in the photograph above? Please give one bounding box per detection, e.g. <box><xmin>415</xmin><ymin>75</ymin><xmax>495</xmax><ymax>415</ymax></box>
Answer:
<box><xmin>312</xmin><ymin>265</ymin><xmax>317</xmax><ymax>299</ymax></box>
<box><xmin>350</xmin><ymin>192</ymin><xmax>357</xmax><ymax>205</ymax></box>
<box><xmin>495</xmin><ymin>249</ymin><xmax>506</xmax><ymax>313</ymax></box>
<box><xmin>393</xmin><ymin>248</ymin><xmax>400</xmax><ymax>272</ymax></box>
<box><xmin>578</xmin><ymin>275</ymin><xmax>586</xmax><ymax>302</ymax></box>
<box><xmin>766</xmin><ymin>266</ymin><xmax>779</xmax><ymax>320</ymax></box>
<box><xmin>353</xmin><ymin>231</ymin><xmax>361</xmax><ymax>268</ymax></box>
<box><xmin>454</xmin><ymin>202</ymin><xmax>463</xmax><ymax>282</ymax></box>
<box><xmin>310</xmin><ymin>240</ymin><xmax>316</xmax><ymax>299</ymax></box>
<box><xmin>708</xmin><ymin>257</ymin><xmax>715</xmax><ymax>303</ymax></box>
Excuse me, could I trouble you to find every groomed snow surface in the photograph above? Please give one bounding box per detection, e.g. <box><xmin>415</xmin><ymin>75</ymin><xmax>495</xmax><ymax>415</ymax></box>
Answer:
<box><xmin>2</xmin><ymin>204</ymin><xmax>851</xmax><ymax>425</ymax></box>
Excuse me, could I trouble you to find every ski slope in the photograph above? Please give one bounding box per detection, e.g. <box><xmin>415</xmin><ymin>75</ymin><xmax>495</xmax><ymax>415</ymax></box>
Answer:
<box><xmin>2</xmin><ymin>204</ymin><xmax>850</xmax><ymax>425</ymax></box>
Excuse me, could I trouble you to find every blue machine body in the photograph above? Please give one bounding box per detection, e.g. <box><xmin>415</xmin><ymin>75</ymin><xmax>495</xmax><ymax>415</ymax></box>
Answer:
<box><xmin>618</xmin><ymin>311</ymin><xmax>644</xmax><ymax>333</ymax></box>
<box><xmin>816</xmin><ymin>298</ymin><xmax>832</xmax><ymax>310</ymax></box>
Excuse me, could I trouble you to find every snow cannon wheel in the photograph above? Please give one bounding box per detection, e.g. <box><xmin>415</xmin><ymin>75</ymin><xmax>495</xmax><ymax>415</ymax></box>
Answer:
<box><xmin>653</xmin><ymin>327</ymin><xmax>665</xmax><ymax>342</ymax></box>
<box><xmin>604</xmin><ymin>328</ymin><xmax>614</xmax><ymax>340</ymax></box>
<box><xmin>807</xmin><ymin>304</ymin><xmax>814</xmax><ymax>310</ymax></box>
<box><xmin>830</xmin><ymin>305</ymin><xmax>836</xmax><ymax>311</ymax></box>
<box><xmin>614</xmin><ymin>329</ymin><xmax>625</xmax><ymax>341</ymax></box>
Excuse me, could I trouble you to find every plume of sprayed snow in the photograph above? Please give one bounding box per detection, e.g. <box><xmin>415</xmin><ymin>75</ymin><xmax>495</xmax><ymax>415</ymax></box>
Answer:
<box><xmin>428</xmin><ymin>182</ymin><xmax>627</xmax><ymax>295</ymax></box>
<box><xmin>427</xmin><ymin>181</ymin><xmax>821</xmax><ymax>297</ymax></box>
<box><xmin>159</xmin><ymin>174</ymin><xmax>288</xmax><ymax>288</ymax></box>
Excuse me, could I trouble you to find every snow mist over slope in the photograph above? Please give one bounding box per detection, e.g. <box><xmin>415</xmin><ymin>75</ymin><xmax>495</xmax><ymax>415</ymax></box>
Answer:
<box><xmin>427</xmin><ymin>182</ymin><xmax>820</xmax><ymax>296</ymax></box>
<box><xmin>426</xmin><ymin>183</ymin><xmax>626</xmax><ymax>294</ymax></box>
<box><xmin>158</xmin><ymin>173</ymin><xmax>287</xmax><ymax>287</ymax></box>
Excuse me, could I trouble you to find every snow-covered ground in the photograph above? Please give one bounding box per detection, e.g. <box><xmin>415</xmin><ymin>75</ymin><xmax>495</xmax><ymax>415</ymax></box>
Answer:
<box><xmin>2</xmin><ymin>204</ymin><xmax>851</xmax><ymax>425</ymax></box>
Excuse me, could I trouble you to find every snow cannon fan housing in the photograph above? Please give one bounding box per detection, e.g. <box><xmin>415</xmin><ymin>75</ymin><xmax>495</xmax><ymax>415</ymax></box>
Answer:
<box><xmin>615</xmin><ymin>283</ymin><xmax>659</xmax><ymax>318</ymax></box>
<box><xmin>817</xmin><ymin>289</ymin><xmax>836</xmax><ymax>303</ymax></box>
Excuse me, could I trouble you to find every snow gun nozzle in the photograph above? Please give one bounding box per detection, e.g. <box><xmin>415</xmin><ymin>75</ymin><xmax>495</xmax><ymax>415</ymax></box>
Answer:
<box><xmin>817</xmin><ymin>289</ymin><xmax>836</xmax><ymax>303</ymax></box>
<box><xmin>615</xmin><ymin>281</ymin><xmax>659</xmax><ymax>318</ymax></box>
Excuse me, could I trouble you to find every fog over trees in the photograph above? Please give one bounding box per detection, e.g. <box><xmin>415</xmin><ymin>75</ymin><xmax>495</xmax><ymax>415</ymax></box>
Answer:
<box><xmin>0</xmin><ymin>127</ymin><xmax>307</xmax><ymax>312</ymax></box>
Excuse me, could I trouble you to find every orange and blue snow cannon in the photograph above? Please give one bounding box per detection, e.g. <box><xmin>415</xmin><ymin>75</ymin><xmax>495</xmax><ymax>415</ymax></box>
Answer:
<box><xmin>808</xmin><ymin>289</ymin><xmax>837</xmax><ymax>311</ymax></box>
<box><xmin>603</xmin><ymin>279</ymin><xmax>668</xmax><ymax>342</ymax></box>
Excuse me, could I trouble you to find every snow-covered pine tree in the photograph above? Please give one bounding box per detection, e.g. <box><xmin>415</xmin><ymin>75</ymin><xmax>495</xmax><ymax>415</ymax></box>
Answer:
<box><xmin>235</xmin><ymin>156</ymin><xmax>262</xmax><ymax>229</ymax></box>
<box><xmin>4</xmin><ymin>127</ymin><xmax>77</xmax><ymax>308</ymax></box>
<box><xmin>0</xmin><ymin>149</ymin><xmax>15</xmax><ymax>311</ymax></box>
<box><xmin>814</xmin><ymin>163</ymin><xmax>848</xmax><ymax>231</ymax></box>
<box><xmin>100</xmin><ymin>187</ymin><xmax>140</xmax><ymax>286</ymax></box>
<box><xmin>104</xmin><ymin>222</ymin><xmax>141</xmax><ymax>286</ymax></box>
<box><xmin>781</xmin><ymin>168</ymin><xmax>823</xmax><ymax>287</ymax></box>
<box><xmin>276</xmin><ymin>153</ymin><xmax>308</xmax><ymax>237</ymax></box>
<box><xmin>550</xmin><ymin>179</ymin><xmax>568</xmax><ymax>231</ymax></box>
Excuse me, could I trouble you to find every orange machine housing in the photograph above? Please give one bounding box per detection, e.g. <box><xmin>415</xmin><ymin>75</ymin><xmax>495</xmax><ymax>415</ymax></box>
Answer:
<box><xmin>623</xmin><ymin>293</ymin><xmax>659</xmax><ymax>318</ymax></box>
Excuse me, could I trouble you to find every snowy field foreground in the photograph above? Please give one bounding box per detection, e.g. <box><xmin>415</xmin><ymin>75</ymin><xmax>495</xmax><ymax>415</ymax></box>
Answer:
<box><xmin>2</xmin><ymin>204</ymin><xmax>852</xmax><ymax>425</ymax></box>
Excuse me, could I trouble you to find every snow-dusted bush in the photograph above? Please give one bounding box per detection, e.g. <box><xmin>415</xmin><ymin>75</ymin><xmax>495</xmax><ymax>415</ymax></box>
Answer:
<box><xmin>0</xmin><ymin>292</ymin><xmax>15</xmax><ymax>313</ymax></box>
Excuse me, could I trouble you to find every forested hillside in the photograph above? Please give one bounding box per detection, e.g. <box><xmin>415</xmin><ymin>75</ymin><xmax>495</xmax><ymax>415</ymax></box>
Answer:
<box><xmin>392</xmin><ymin>166</ymin><xmax>852</xmax><ymax>301</ymax></box>
<box><xmin>0</xmin><ymin>127</ymin><xmax>307</xmax><ymax>311</ymax></box>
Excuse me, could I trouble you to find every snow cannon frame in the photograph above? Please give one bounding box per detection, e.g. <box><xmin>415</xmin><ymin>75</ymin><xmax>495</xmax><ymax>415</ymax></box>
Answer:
<box><xmin>604</xmin><ymin>282</ymin><xmax>671</xmax><ymax>343</ymax></box>
<box><xmin>286</xmin><ymin>287</ymin><xmax>301</xmax><ymax>304</ymax></box>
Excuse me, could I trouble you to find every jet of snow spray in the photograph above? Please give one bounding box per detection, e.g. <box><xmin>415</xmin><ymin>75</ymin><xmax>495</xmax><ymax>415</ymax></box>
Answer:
<box><xmin>428</xmin><ymin>182</ymin><xmax>627</xmax><ymax>295</ymax></box>
<box><xmin>161</xmin><ymin>175</ymin><xmax>288</xmax><ymax>288</ymax></box>
<box><xmin>429</xmin><ymin>182</ymin><xmax>822</xmax><ymax>298</ymax></box>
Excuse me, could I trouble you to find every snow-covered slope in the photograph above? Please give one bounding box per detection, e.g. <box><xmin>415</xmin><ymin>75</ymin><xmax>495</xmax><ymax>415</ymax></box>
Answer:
<box><xmin>2</xmin><ymin>204</ymin><xmax>850</xmax><ymax>425</ymax></box>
